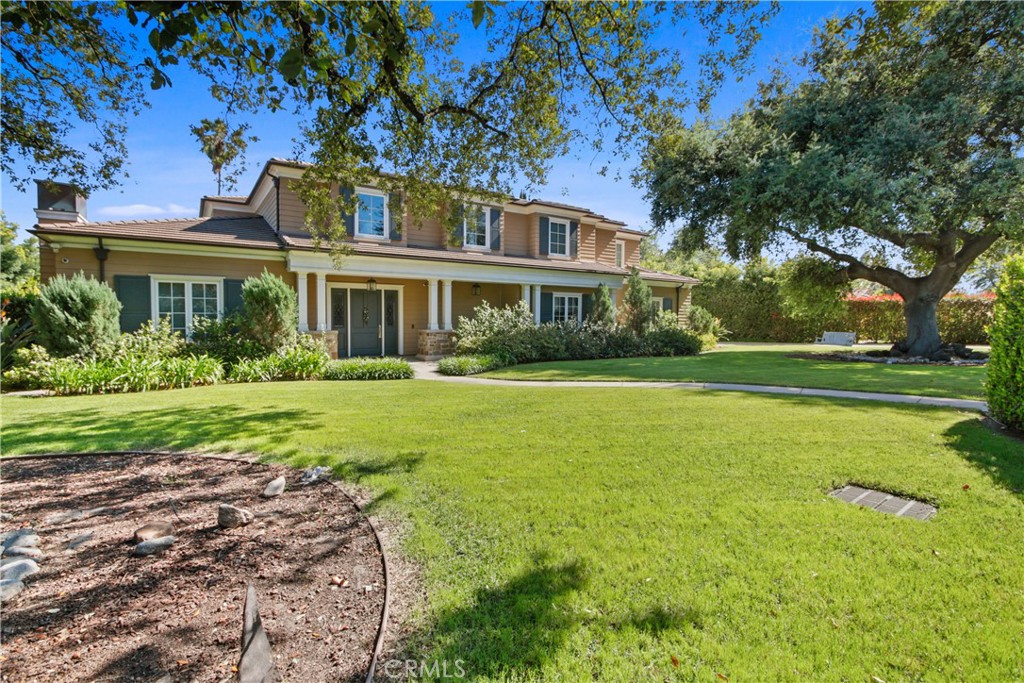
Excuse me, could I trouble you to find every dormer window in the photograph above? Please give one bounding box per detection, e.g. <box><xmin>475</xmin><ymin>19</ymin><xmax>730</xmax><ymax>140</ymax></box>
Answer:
<box><xmin>356</xmin><ymin>189</ymin><xmax>388</xmax><ymax>238</ymax></box>
<box><xmin>463</xmin><ymin>205</ymin><xmax>492</xmax><ymax>249</ymax></box>
<box><xmin>548</xmin><ymin>219</ymin><xmax>568</xmax><ymax>256</ymax></box>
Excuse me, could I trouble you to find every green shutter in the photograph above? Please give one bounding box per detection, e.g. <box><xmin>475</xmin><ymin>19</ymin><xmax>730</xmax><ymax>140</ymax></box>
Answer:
<box><xmin>582</xmin><ymin>294</ymin><xmax>593</xmax><ymax>320</ymax></box>
<box><xmin>489</xmin><ymin>208</ymin><xmax>502</xmax><ymax>250</ymax></box>
<box><xmin>662</xmin><ymin>297</ymin><xmax>673</xmax><ymax>312</ymax></box>
<box><xmin>539</xmin><ymin>217</ymin><xmax>549</xmax><ymax>256</ymax></box>
<box><xmin>569</xmin><ymin>221</ymin><xmax>579</xmax><ymax>258</ymax></box>
<box><xmin>114</xmin><ymin>275</ymin><xmax>151</xmax><ymax>333</ymax></box>
<box><xmin>224</xmin><ymin>279</ymin><xmax>245</xmax><ymax>316</ymax></box>
<box><xmin>540</xmin><ymin>292</ymin><xmax>553</xmax><ymax>323</ymax></box>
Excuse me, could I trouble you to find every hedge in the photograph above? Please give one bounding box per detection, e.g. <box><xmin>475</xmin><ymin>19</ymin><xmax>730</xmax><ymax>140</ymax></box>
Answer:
<box><xmin>987</xmin><ymin>255</ymin><xmax>1024</xmax><ymax>431</ymax></box>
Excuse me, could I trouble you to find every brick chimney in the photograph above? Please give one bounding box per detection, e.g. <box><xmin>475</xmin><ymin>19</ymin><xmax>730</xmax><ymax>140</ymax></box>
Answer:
<box><xmin>35</xmin><ymin>180</ymin><xmax>87</xmax><ymax>223</ymax></box>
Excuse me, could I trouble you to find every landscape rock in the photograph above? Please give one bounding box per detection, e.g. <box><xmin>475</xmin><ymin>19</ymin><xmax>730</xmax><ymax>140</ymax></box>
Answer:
<box><xmin>133</xmin><ymin>536</ymin><xmax>176</xmax><ymax>556</ymax></box>
<box><xmin>1</xmin><ymin>528</ymin><xmax>39</xmax><ymax>551</ymax></box>
<box><xmin>262</xmin><ymin>476</ymin><xmax>286</xmax><ymax>498</ymax></box>
<box><xmin>0</xmin><ymin>558</ymin><xmax>40</xmax><ymax>582</ymax></box>
<box><xmin>238</xmin><ymin>583</ymin><xmax>277</xmax><ymax>683</ymax></box>
<box><xmin>133</xmin><ymin>522</ymin><xmax>175</xmax><ymax>543</ymax></box>
<box><xmin>218</xmin><ymin>504</ymin><xmax>255</xmax><ymax>529</ymax></box>
<box><xmin>299</xmin><ymin>467</ymin><xmax>332</xmax><ymax>485</ymax></box>
<box><xmin>0</xmin><ymin>512</ymin><xmax>14</xmax><ymax>522</ymax></box>
<box><xmin>0</xmin><ymin>578</ymin><xmax>24</xmax><ymax>602</ymax></box>
<box><xmin>3</xmin><ymin>545</ymin><xmax>44</xmax><ymax>560</ymax></box>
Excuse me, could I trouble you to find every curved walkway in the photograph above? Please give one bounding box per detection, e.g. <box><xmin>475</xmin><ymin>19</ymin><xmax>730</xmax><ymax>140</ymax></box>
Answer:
<box><xmin>408</xmin><ymin>361</ymin><xmax>987</xmax><ymax>412</ymax></box>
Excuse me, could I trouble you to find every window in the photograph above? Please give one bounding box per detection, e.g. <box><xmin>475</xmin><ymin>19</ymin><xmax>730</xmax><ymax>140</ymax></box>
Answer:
<box><xmin>549</xmin><ymin>219</ymin><xmax>568</xmax><ymax>256</ymax></box>
<box><xmin>463</xmin><ymin>205</ymin><xmax>491</xmax><ymax>248</ymax></box>
<box><xmin>155</xmin><ymin>278</ymin><xmax>221</xmax><ymax>334</ymax></box>
<box><xmin>615</xmin><ymin>240</ymin><xmax>625</xmax><ymax>268</ymax></box>
<box><xmin>553</xmin><ymin>293</ymin><xmax>582</xmax><ymax>323</ymax></box>
<box><xmin>356</xmin><ymin>190</ymin><xmax>387</xmax><ymax>238</ymax></box>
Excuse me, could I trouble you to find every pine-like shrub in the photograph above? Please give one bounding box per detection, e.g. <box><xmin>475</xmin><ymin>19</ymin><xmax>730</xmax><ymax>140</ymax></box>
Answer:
<box><xmin>31</xmin><ymin>273</ymin><xmax>121</xmax><ymax>358</ymax></box>
<box><xmin>987</xmin><ymin>254</ymin><xmax>1024</xmax><ymax>430</ymax></box>
<box><xmin>241</xmin><ymin>271</ymin><xmax>298</xmax><ymax>353</ymax></box>
<box><xmin>588</xmin><ymin>283</ymin><xmax>615</xmax><ymax>325</ymax></box>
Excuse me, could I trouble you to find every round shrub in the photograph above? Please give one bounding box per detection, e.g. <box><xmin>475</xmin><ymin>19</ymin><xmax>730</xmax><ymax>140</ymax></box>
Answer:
<box><xmin>987</xmin><ymin>254</ymin><xmax>1024</xmax><ymax>431</ymax></box>
<box><xmin>31</xmin><ymin>273</ymin><xmax>121</xmax><ymax>358</ymax></box>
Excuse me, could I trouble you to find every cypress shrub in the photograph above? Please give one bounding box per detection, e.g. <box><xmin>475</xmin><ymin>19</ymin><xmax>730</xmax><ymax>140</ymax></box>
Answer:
<box><xmin>31</xmin><ymin>273</ymin><xmax>121</xmax><ymax>358</ymax></box>
<box><xmin>987</xmin><ymin>254</ymin><xmax>1024</xmax><ymax>431</ymax></box>
<box><xmin>241</xmin><ymin>270</ymin><xmax>298</xmax><ymax>353</ymax></box>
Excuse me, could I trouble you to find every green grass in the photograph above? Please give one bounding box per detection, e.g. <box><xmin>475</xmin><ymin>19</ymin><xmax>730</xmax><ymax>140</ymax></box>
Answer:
<box><xmin>4</xmin><ymin>382</ymin><xmax>1022</xmax><ymax>681</ymax></box>
<box><xmin>484</xmin><ymin>343</ymin><xmax>988</xmax><ymax>400</ymax></box>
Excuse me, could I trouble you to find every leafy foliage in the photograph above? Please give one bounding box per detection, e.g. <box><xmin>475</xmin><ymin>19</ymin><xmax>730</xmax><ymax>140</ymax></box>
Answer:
<box><xmin>190</xmin><ymin>314</ymin><xmax>265</xmax><ymax>365</ymax></box>
<box><xmin>190</xmin><ymin>118</ymin><xmax>256</xmax><ymax>194</ymax></box>
<box><xmin>323</xmin><ymin>357</ymin><xmax>415</xmax><ymax>381</ymax></box>
<box><xmin>987</xmin><ymin>254</ymin><xmax>1024</xmax><ymax>431</ymax></box>
<box><xmin>688</xmin><ymin>305</ymin><xmax>729</xmax><ymax>341</ymax></box>
<box><xmin>1</xmin><ymin>214</ymin><xmax>38</xmax><ymax>292</ymax></box>
<box><xmin>31</xmin><ymin>273</ymin><xmax>121</xmax><ymax>358</ymax></box>
<box><xmin>437</xmin><ymin>353</ymin><xmax>514</xmax><ymax>377</ymax></box>
<box><xmin>240</xmin><ymin>271</ymin><xmax>298</xmax><ymax>353</ymax></box>
<box><xmin>646</xmin><ymin>2</ymin><xmax>1024</xmax><ymax>355</ymax></box>
<box><xmin>777</xmin><ymin>256</ymin><xmax>850</xmax><ymax>322</ymax></box>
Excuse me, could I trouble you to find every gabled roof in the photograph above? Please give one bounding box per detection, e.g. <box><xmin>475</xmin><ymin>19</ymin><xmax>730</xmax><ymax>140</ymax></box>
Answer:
<box><xmin>33</xmin><ymin>215</ymin><xmax>285</xmax><ymax>251</ymax></box>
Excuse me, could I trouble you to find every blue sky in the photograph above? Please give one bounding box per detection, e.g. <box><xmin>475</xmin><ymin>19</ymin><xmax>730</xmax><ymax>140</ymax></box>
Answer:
<box><xmin>1</xmin><ymin>2</ymin><xmax>864</xmax><ymax>246</ymax></box>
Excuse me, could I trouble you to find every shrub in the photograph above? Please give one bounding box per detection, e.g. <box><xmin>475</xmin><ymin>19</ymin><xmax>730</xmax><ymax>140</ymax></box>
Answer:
<box><xmin>115</xmin><ymin>318</ymin><xmax>184</xmax><ymax>359</ymax></box>
<box><xmin>277</xmin><ymin>338</ymin><xmax>331</xmax><ymax>380</ymax></box>
<box><xmin>454</xmin><ymin>300</ymin><xmax>536</xmax><ymax>358</ymax></box>
<box><xmin>688</xmin><ymin>305</ymin><xmax>729</xmax><ymax>340</ymax></box>
<box><xmin>588</xmin><ymin>283</ymin><xmax>615</xmax><ymax>325</ymax></box>
<box><xmin>437</xmin><ymin>353</ymin><xmax>513</xmax><ymax>376</ymax></box>
<box><xmin>11</xmin><ymin>351</ymin><xmax>223</xmax><ymax>396</ymax></box>
<box><xmin>241</xmin><ymin>271</ymin><xmax>298</xmax><ymax>353</ymax></box>
<box><xmin>987</xmin><ymin>254</ymin><xmax>1024</xmax><ymax>431</ymax></box>
<box><xmin>323</xmin><ymin>357</ymin><xmax>415</xmax><ymax>380</ymax></box>
<box><xmin>622</xmin><ymin>268</ymin><xmax>658</xmax><ymax>334</ymax></box>
<box><xmin>191</xmin><ymin>314</ymin><xmax>265</xmax><ymax>364</ymax></box>
<box><xmin>31</xmin><ymin>273</ymin><xmax>121</xmax><ymax>357</ymax></box>
<box><xmin>643</xmin><ymin>326</ymin><xmax>702</xmax><ymax>357</ymax></box>
<box><xmin>228</xmin><ymin>355</ymin><xmax>282</xmax><ymax>383</ymax></box>
<box><xmin>2</xmin><ymin>344</ymin><xmax>54</xmax><ymax>389</ymax></box>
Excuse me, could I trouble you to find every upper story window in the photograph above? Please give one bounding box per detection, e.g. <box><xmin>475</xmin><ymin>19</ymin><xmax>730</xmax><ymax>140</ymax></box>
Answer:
<box><xmin>155</xmin><ymin>278</ymin><xmax>220</xmax><ymax>334</ymax></box>
<box><xmin>463</xmin><ymin>205</ymin><xmax>491</xmax><ymax>249</ymax></box>
<box><xmin>549</xmin><ymin>219</ymin><xmax>568</xmax><ymax>256</ymax></box>
<box><xmin>615</xmin><ymin>240</ymin><xmax>625</xmax><ymax>268</ymax></box>
<box><xmin>356</xmin><ymin>190</ymin><xmax>388</xmax><ymax>238</ymax></box>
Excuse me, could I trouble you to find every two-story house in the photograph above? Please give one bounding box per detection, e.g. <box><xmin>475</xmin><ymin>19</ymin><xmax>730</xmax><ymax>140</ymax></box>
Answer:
<box><xmin>32</xmin><ymin>159</ymin><xmax>698</xmax><ymax>359</ymax></box>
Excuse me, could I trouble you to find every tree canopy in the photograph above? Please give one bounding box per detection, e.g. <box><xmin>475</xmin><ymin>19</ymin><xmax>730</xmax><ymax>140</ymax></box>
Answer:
<box><xmin>645</xmin><ymin>1</ymin><xmax>1024</xmax><ymax>356</ymax></box>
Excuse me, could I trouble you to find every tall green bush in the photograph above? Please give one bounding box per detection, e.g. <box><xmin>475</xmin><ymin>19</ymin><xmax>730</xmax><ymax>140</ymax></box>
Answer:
<box><xmin>622</xmin><ymin>268</ymin><xmax>657</xmax><ymax>335</ymax></box>
<box><xmin>241</xmin><ymin>270</ymin><xmax>297</xmax><ymax>352</ymax></box>
<box><xmin>987</xmin><ymin>254</ymin><xmax>1024</xmax><ymax>431</ymax></box>
<box><xmin>589</xmin><ymin>283</ymin><xmax>615</xmax><ymax>325</ymax></box>
<box><xmin>31</xmin><ymin>273</ymin><xmax>121</xmax><ymax>357</ymax></box>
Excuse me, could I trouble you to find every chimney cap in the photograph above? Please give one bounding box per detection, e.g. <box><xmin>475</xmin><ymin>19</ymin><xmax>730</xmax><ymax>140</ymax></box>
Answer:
<box><xmin>34</xmin><ymin>180</ymin><xmax>87</xmax><ymax>223</ymax></box>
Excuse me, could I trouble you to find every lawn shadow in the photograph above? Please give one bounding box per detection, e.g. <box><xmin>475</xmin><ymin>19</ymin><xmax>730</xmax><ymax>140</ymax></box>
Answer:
<box><xmin>944</xmin><ymin>418</ymin><xmax>1024</xmax><ymax>498</ymax></box>
<box><xmin>625</xmin><ymin>604</ymin><xmax>704</xmax><ymax>634</ymax></box>
<box><xmin>393</xmin><ymin>555</ymin><xmax>588</xmax><ymax>681</ymax></box>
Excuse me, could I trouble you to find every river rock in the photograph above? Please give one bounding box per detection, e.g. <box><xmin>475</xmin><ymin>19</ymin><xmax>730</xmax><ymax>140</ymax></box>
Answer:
<box><xmin>0</xmin><ymin>578</ymin><xmax>24</xmax><ymax>602</ymax></box>
<box><xmin>218</xmin><ymin>504</ymin><xmax>254</xmax><ymax>529</ymax></box>
<box><xmin>299</xmin><ymin>467</ymin><xmax>332</xmax><ymax>485</ymax></box>
<box><xmin>0</xmin><ymin>558</ymin><xmax>40</xmax><ymax>582</ymax></box>
<box><xmin>133</xmin><ymin>536</ymin><xmax>176</xmax><ymax>556</ymax></box>
<box><xmin>3</xmin><ymin>546</ymin><xmax>43</xmax><ymax>560</ymax></box>
<box><xmin>262</xmin><ymin>476</ymin><xmax>286</xmax><ymax>498</ymax></box>
<box><xmin>1</xmin><ymin>529</ymin><xmax>39</xmax><ymax>551</ymax></box>
<box><xmin>133</xmin><ymin>522</ymin><xmax>175</xmax><ymax>543</ymax></box>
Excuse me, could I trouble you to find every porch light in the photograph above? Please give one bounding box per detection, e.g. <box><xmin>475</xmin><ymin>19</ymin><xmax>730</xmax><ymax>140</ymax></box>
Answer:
<box><xmin>472</xmin><ymin>283</ymin><xmax>481</xmax><ymax>296</ymax></box>
<box><xmin>366</xmin><ymin>278</ymin><xmax>377</xmax><ymax>292</ymax></box>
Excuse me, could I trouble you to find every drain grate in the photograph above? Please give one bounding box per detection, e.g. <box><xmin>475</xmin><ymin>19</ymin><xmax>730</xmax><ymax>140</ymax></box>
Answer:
<box><xmin>830</xmin><ymin>485</ymin><xmax>936</xmax><ymax>520</ymax></box>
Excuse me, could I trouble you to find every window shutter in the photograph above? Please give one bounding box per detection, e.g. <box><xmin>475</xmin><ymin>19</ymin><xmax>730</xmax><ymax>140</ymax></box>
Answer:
<box><xmin>388</xmin><ymin>192</ymin><xmax>402</xmax><ymax>241</ymax></box>
<box><xmin>451</xmin><ymin>205</ymin><xmax>464</xmax><ymax>247</ymax></box>
<box><xmin>340</xmin><ymin>186</ymin><xmax>355</xmax><ymax>237</ymax></box>
<box><xmin>114</xmin><ymin>275</ymin><xmax>151</xmax><ymax>333</ymax></box>
<box><xmin>489</xmin><ymin>208</ymin><xmax>501</xmax><ymax>250</ymax></box>
<box><xmin>569</xmin><ymin>221</ymin><xmax>579</xmax><ymax>258</ymax></box>
<box><xmin>662</xmin><ymin>297</ymin><xmax>673</xmax><ymax>312</ymax></box>
<box><xmin>224</xmin><ymin>278</ymin><xmax>245</xmax><ymax>316</ymax></box>
<box><xmin>582</xmin><ymin>294</ymin><xmax>593</xmax><ymax>320</ymax></box>
<box><xmin>539</xmin><ymin>217</ymin><xmax>549</xmax><ymax>256</ymax></box>
<box><xmin>540</xmin><ymin>292</ymin><xmax>553</xmax><ymax>323</ymax></box>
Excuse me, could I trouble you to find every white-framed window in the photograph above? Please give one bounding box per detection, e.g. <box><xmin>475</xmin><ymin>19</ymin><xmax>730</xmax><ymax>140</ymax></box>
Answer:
<box><xmin>549</xmin><ymin>219</ymin><xmax>568</xmax><ymax>256</ymax></box>
<box><xmin>152</xmin><ymin>276</ymin><xmax>223</xmax><ymax>334</ymax></box>
<box><xmin>463</xmin><ymin>205</ymin><xmax>492</xmax><ymax>249</ymax></box>
<box><xmin>615</xmin><ymin>240</ymin><xmax>625</xmax><ymax>268</ymax></box>
<box><xmin>553</xmin><ymin>293</ymin><xmax>582</xmax><ymax>323</ymax></box>
<box><xmin>356</xmin><ymin>189</ymin><xmax>388</xmax><ymax>238</ymax></box>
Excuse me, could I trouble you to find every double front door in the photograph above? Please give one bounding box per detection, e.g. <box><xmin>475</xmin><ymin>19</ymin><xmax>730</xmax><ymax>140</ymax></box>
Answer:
<box><xmin>331</xmin><ymin>288</ymin><xmax>399</xmax><ymax>357</ymax></box>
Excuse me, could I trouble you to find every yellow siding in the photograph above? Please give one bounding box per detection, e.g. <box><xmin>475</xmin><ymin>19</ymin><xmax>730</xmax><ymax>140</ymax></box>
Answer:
<box><xmin>579</xmin><ymin>224</ymin><xmax>596</xmax><ymax>262</ymax></box>
<box><xmin>594</xmin><ymin>228</ymin><xmax>615</xmax><ymax>266</ymax></box>
<box><xmin>407</xmin><ymin>216</ymin><xmax>447</xmax><ymax>248</ymax></box>
<box><xmin>256</xmin><ymin>184</ymin><xmax>278</xmax><ymax>230</ymax></box>
<box><xmin>624</xmin><ymin>239</ymin><xmax>640</xmax><ymax>267</ymax></box>
<box><xmin>278</xmin><ymin>179</ymin><xmax>307</xmax><ymax>236</ymax></box>
<box><xmin>502</xmin><ymin>213</ymin><xmax>531</xmax><ymax>256</ymax></box>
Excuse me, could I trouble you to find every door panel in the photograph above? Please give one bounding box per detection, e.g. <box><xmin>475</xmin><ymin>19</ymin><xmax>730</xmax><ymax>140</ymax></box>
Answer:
<box><xmin>330</xmin><ymin>289</ymin><xmax>348</xmax><ymax>357</ymax></box>
<box><xmin>350</xmin><ymin>289</ymin><xmax>382</xmax><ymax>356</ymax></box>
<box><xmin>384</xmin><ymin>290</ymin><xmax>399</xmax><ymax>355</ymax></box>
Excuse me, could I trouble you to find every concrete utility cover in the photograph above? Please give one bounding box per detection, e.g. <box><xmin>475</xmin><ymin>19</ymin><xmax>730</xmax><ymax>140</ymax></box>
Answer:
<box><xmin>831</xmin><ymin>485</ymin><xmax>936</xmax><ymax>520</ymax></box>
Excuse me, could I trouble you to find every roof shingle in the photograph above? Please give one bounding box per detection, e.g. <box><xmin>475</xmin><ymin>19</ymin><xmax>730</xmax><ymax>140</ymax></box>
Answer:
<box><xmin>33</xmin><ymin>216</ymin><xmax>284</xmax><ymax>251</ymax></box>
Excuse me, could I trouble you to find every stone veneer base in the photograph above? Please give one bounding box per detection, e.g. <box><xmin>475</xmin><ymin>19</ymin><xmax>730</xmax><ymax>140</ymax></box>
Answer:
<box><xmin>417</xmin><ymin>330</ymin><xmax>454</xmax><ymax>360</ymax></box>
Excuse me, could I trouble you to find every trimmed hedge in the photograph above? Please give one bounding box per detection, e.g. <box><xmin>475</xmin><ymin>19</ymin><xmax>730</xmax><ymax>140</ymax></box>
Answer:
<box><xmin>437</xmin><ymin>353</ymin><xmax>512</xmax><ymax>376</ymax></box>
<box><xmin>987</xmin><ymin>255</ymin><xmax>1024</xmax><ymax>431</ymax></box>
<box><xmin>323</xmin><ymin>357</ymin><xmax>414</xmax><ymax>380</ymax></box>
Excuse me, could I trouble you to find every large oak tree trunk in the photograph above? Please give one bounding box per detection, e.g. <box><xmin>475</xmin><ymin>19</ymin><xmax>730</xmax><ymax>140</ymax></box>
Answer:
<box><xmin>902</xmin><ymin>293</ymin><xmax>943</xmax><ymax>357</ymax></box>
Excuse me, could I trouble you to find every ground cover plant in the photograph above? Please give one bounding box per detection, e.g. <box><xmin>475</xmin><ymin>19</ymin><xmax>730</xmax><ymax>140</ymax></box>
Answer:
<box><xmin>484</xmin><ymin>343</ymin><xmax>987</xmax><ymax>400</ymax></box>
<box><xmin>3</xmin><ymin>383</ymin><xmax>1021</xmax><ymax>680</ymax></box>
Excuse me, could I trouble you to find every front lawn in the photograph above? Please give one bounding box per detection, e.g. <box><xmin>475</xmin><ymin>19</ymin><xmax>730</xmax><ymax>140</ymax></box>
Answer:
<box><xmin>4</xmin><ymin>382</ymin><xmax>1021</xmax><ymax>680</ymax></box>
<box><xmin>484</xmin><ymin>342</ymin><xmax>988</xmax><ymax>400</ymax></box>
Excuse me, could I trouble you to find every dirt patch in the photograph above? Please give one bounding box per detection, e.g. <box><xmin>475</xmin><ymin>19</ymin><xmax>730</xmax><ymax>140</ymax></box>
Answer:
<box><xmin>0</xmin><ymin>454</ymin><xmax>384</xmax><ymax>682</ymax></box>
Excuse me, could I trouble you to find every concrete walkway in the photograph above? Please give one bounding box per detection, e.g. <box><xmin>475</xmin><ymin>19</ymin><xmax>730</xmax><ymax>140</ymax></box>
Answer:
<box><xmin>407</xmin><ymin>361</ymin><xmax>987</xmax><ymax>412</ymax></box>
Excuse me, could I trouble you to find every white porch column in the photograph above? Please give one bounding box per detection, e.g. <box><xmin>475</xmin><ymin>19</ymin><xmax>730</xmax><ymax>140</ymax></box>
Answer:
<box><xmin>316</xmin><ymin>273</ymin><xmax>328</xmax><ymax>332</ymax></box>
<box><xmin>427</xmin><ymin>279</ymin><xmax>439</xmax><ymax>330</ymax></box>
<box><xmin>533</xmin><ymin>284</ymin><xmax>542</xmax><ymax>325</ymax></box>
<box><xmin>295</xmin><ymin>271</ymin><xmax>309</xmax><ymax>332</ymax></box>
<box><xmin>521</xmin><ymin>284</ymin><xmax>531</xmax><ymax>305</ymax></box>
<box><xmin>442</xmin><ymin>279</ymin><xmax>454</xmax><ymax>331</ymax></box>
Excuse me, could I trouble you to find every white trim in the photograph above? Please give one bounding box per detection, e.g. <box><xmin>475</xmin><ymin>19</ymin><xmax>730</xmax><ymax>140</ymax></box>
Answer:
<box><xmin>149</xmin><ymin>274</ymin><xmax>224</xmax><ymax>335</ymax></box>
<box><xmin>355</xmin><ymin>187</ymin><xmax>390</xmax><ymax>240</ymax></box>
<box><xmin>548</xmin><ymin>218</ymin><xmax>569</xmax><ymax>257</ymax></box>
<box><xmin>427</xmin><ymin>279</ymin><xmax>439</xmax><ymax>331</ymax></box>
<box><xmin>552</xmin><ymin>292</ymin><xmax>583</xmax><ymax>323</ymax></box>
<box><xmin>295</xmin><ymin>271</ymin><xmax>309</xmax><ymax>332</ymax></box>
<box><xmin>32</xmin><ymin>234</ymin><xmax>286</xmax><ymax>261</ymax></box>
<box><xmin>533</xmin><ymin>284</ymin><xmax>542</xmax><ymax>325</ymax></box>
<box><xmin>326</xmin><ymin>282</ymin><xmax>405</xmax><ymax>357</ymax></box>
<box><xmin>442</xmin><ymin>280</ymin><xmax>453</xmax><ymax>331</ymax></box>
<box><xmin>615</xmin><ymin>240</ymin><xmax>625</xmax><ymax>269</ymax></box>
<box><xmin>316</xmin><ymin>273</ymin><xmax>328</xmax><ymax>332</ymax></box>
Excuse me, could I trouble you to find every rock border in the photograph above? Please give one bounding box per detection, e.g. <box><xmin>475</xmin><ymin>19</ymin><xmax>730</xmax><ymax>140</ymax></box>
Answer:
<box><xmin>2</xmin><ymin>451</ymin><xmax>392</xmax><ymax>683</ymax></box>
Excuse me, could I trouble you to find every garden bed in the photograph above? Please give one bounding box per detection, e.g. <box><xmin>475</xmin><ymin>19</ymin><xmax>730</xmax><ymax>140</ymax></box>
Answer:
<box><xmin>0</xmin><ymin>454</ymin><xmax>384</xmax><ymax>682</ymax></box>
<box><xmin>788</xmin><ymin>351</ymin><xmax>988</xmax><ymax>366</ymax></box>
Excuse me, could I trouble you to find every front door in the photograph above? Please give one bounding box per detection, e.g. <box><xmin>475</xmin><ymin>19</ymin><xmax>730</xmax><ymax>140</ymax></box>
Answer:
<box><xmin>350</xmin><ymin>289</ymin><xmax>382</xmax><ymax>356</ymax></box>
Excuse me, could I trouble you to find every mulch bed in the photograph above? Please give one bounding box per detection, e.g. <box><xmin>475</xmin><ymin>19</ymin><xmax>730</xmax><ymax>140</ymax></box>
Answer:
<box><xmin>0</xmin><ymin>454</ymin><xmax>385</xmax><ymax>682</ymax></box>
<box><xmin>787</xmin><ymin>352</ymin><xmax>987</xmax><ymax>366</ymax></box>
